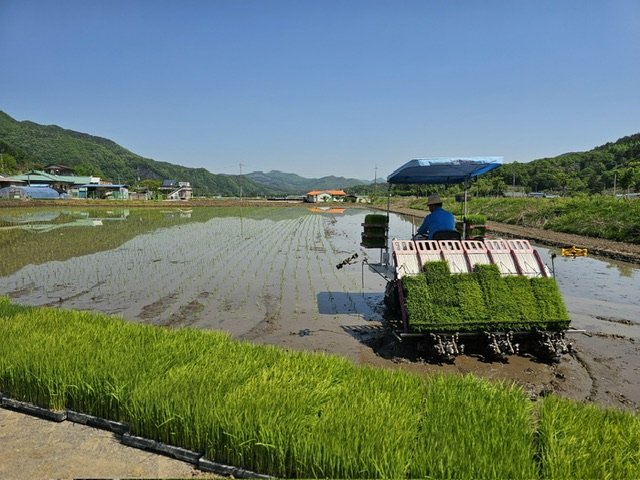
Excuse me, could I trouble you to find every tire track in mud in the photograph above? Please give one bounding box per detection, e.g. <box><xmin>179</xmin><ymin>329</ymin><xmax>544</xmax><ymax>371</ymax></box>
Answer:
<box><xmin>41</xmin><ymin>280</ymin><xmax>107</xmax><ymax>307</ymax></box>
<box><xmin>568</xmin><ymin>350</ymin><xmax>599</xmax><ymax>402</ymax></box>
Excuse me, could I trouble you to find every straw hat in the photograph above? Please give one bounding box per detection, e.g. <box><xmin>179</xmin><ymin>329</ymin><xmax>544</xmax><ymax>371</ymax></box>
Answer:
<box><xmin>427</xmin><ymin>194</ymin><xmax>443</xmax><ymax>206</ymax></box>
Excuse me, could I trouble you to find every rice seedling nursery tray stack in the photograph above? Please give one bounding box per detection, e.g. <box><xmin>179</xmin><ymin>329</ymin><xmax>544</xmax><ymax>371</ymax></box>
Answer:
<box><xmin>361</xmin><ymin>213</ymin><xmax>388</xmax><ymax>249</ymax></box>
<box><xmin>402</xmin><ymin>262</ymin><xmax>570</xmax><ymax>333</ymax></box>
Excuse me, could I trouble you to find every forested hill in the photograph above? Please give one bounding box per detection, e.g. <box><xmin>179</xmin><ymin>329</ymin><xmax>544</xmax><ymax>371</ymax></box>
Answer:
<box><xmin>2</xmin><ymin>110</ymin><xmax>637</xmax><ymax>197</ymax></box>
<box><xmin>493</xmin><ymin>133</ymin><xmax>640</xmax><ymax>195</ymax></box>
<box><xmin>246</xmin><ymin>170</ymin><xmax>373</xmax><ymax>193</ymax></box>
<box><xmin>0</xmin><ymin>111</ymin><xmax>278</xmax><ymax>197</ymax></box>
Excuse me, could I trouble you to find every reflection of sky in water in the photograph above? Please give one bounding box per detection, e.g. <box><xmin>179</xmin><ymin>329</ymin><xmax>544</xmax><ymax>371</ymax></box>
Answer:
<box><xmin>536</xmin><ymin>246</ymin><xmax>639</xmax><ymax>308</ymax></box>
<box><xmin>2</xmin><ymin>207</ymin><xmax>637</xmax><ymax>335</ymax></box>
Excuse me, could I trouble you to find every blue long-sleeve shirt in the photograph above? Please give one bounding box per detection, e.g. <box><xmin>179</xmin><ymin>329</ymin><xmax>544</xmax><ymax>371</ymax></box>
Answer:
<box><xmin>416</xmin><ymin>207</ymin><xmax>456</xmax><ymax>239</ymax></box>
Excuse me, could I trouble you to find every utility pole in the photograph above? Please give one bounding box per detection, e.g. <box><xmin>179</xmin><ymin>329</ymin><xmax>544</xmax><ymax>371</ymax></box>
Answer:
<box><xmin>239</xmin><ymin>162</ymin><xmax>243</xmax><ymax>200</ymax></box>
<box><xmin>374</xmin><ymin>165</ymin><xmax>378</xmax><ymax>195</ymax></box>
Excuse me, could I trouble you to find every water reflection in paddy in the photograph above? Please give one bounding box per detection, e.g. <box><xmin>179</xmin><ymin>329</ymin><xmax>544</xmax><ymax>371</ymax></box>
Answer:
<box><xmin>0</xmin><ymin>208</ymin><xmax>391</xmax><ymax>351</ymax></box>
<box><xmin>0</xmin><ymin>206</ymin><xmax>638</xmax><ymax>344</ymax></box>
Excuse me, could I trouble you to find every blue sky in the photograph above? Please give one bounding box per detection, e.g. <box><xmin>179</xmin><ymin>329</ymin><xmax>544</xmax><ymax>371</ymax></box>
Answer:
<box><xmin>1</xmin><ymin>1</ymin><xmax>639</xmax><ymax>179</ymax></box>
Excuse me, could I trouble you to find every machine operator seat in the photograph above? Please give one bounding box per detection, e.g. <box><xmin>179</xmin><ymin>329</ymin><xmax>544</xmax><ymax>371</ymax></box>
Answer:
<box><xmin>432</xmin><ymin>230</ymin><xmax>462</xmax><ymax>241</ymax></box>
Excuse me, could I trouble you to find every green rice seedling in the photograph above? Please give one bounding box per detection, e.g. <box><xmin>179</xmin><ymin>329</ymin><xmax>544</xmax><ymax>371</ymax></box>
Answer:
<box><xmin>0</xmin><ymin>295</ymin><xmax>29</xmax><ymax>316</ymax></box>
<box><xmin>459</xmin><ymin>214</ymin><xmax>487</xmax><ymax>225</ymax></box>
<box><xmin>402</xmin><ymin>274</ymin><xmax>433</xmax><ymax>326</ymax></box>
<box><xmin>455</xmin><ymin>272</ymin><xmax>489</xmax><ymax>323</ymax></box>
<box><xmin>410</xmin><ymin>374</ymin><xmax>537</xmax><ymax>479</ymax></box>
<box><xmin>290</xmin><ymin>364</ymin><xmax>428</xmax><ymax>479</ymax></box>
<box><xmin>64</xmin><ymin>322</ymin><xmax>222</xmax><ymax>421</ymax></box>
<box><xmin>126</xmin><ymin>339</ymin><xmax>287</xmax><ymax>455</ymax></box>
<box><xmin>361</xmin><ymin>213</ymin><xmax>388</xmax><ymax>248</ymax></box>
<box><xmin>421</xmin><ymin>260</ymin><xmax>450</xmax><ymax>283</ymax></box>
<box><xmin>0</xmin><ymin>307</ymin><xmax>79</xmax><ymax>410</ymax></box>
<box><xmin>503</xmin><ymin>275</ymin><xmax>539</xmax><ymax>323</ymax></box>
<box><xmin>403</xmin><ymin>263</ymin><xmax>570</xmax><ymax>332</ymax></box>
<box><xmin>531</xmin><ymin>278</ymin><xmax>570</xmax><ymax>328</ymax></box>
<box><xmin>538</xmin><ymin>395</ymin><xmax>640</xmax><ymax>479</ymax></box>
<box><xmin>405</xmin><ymin>263</ymin><xmax>486</xmax><ymax>331</ymax></box>
<box><xmin>363</xmin><ymin>213</ymin><xmax>388</xmax><ymax>225</ymax></box>
<box><xmin>209</xmin><ymin>351</ymin><xmax>358</xmax><ymax>477</ymax></box>
<box><xmin>474</xmin><ymin>264</ymin><xmax>517</xmax><ymax>324</ymax></box>
<box><xmin>3</xmin><ymin>299</ymin><xmax>639</xmax><ymax>479</ymax></box>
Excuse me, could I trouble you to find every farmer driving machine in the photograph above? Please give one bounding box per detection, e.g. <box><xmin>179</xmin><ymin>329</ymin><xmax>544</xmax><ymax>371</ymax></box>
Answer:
<box><xmin>377</xmin><ymin>158</ymin><xmax>572</xmax><ymax>362</ymax></box>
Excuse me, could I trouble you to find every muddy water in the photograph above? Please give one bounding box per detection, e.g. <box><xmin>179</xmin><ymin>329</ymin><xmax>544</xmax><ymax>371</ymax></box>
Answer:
<box><xmin>533</xmin><ymin>247</ymin><xmax>640</xmax><ymax>411</ymax></box>
<box><xmin>1</xmin><ymin>206</ymin><xmax>638</xmax><ymax>411</ymax></box>
<box><xmin>0</xmin><ymin>207</ymin><xmax>390</xmax><ymax>356</ymax></box>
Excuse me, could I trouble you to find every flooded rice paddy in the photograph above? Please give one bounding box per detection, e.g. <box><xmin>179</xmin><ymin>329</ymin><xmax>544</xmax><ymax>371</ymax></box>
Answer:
<box><xmin>1</xmin><ymin>205</ymin><xmax>639</xmax><ymax>409</ymax></box>
<box><xmin>0</xmin><ymin>207</ymin><xmax>395</xmax><ymax>357</ymax></box>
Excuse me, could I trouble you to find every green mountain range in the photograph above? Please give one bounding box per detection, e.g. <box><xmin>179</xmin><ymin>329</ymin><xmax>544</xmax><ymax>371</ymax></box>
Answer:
<box><xmin>0</xmin><ymin>111</ymin><xmax>373</xmax><ymax>196</ymax></box>
<box><xmin>246</xmin><ymin>170</ymin><xmax>376</xmax><ymax>194</ymax></box>
<box><xmin>2</xmin><ymin>110</ymin><xmax>638</xmax><ymax>197</ymax></box>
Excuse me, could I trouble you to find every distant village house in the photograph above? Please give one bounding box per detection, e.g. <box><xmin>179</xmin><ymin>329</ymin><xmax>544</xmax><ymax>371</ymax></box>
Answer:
<box><xmin>159</xmin><ymin>180</ymin><xmax>193</xmax><ymax>200</ymax></box>
<box><xmin>43</xmin><ymin>164</ymin><xmax>75</xmax><ymax>176</ymax></box>
<box><xmin>305</xmin><ymin>190</ymin><xmax>347</xmax><ymax>203</ymax></box>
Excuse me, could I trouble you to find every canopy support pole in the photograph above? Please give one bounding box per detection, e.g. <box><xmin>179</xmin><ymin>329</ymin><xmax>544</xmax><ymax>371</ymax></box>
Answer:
<box><xmin>462</xmin><ymin>177</ymin><xmax>469</xmax><ymax>239</ymax></box>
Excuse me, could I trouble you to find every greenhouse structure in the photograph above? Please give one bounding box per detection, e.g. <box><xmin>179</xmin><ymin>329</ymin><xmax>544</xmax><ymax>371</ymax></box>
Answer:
<box><xmin>0</xmin><ymin>185</ymin><xmax>63</xmax><ymax>200</ymax></box>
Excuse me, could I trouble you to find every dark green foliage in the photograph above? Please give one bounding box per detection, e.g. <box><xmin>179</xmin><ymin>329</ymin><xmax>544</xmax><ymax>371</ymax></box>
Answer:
<box><xmin>400</xmin><ymin>133</ymin><xmax>640</xmax><ymax>199</ymax></box>
<box><xmin>403</xmin><ymin>262</ymin><xmax>570</xmax><ymax>332</ymax></box>
<box><xmin>0</xmin><ymin>111</ymin><xmax>281</xmax><ymax>197</ymax></box>
<box><xmin>492</xmin><ymin>133</ymin><xmax>640</xmax><ymax>195</ymax></box>
<box><xmin>0</xmin><ymin>111</ymin><xmax>374</xmax><ymax>196</ymax></box>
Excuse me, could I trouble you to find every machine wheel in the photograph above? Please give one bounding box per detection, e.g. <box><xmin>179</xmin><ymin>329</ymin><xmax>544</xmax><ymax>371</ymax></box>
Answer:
<box><xmin>384</xmin><ymin>280</ymin><xmax>400</xmax><ymax>317</ymax></box>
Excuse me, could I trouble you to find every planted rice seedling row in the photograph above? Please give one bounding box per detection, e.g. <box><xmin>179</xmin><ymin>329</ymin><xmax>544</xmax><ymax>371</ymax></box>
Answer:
<box><xmin>0</xmin><ymin>213</ymin><xmax>320</xmax><ymax>332</ymax></box>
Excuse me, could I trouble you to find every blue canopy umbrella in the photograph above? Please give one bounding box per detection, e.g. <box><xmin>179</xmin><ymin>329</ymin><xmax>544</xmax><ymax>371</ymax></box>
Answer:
<box><xmin>386</xmin><ymin>156</ymin><xmax>503</xmax><ymax>185</ymax></box>
<box><xmin>386</xmin><ymin>156</ymin><xmax>504</xmax><ymax>234</ymax></box>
